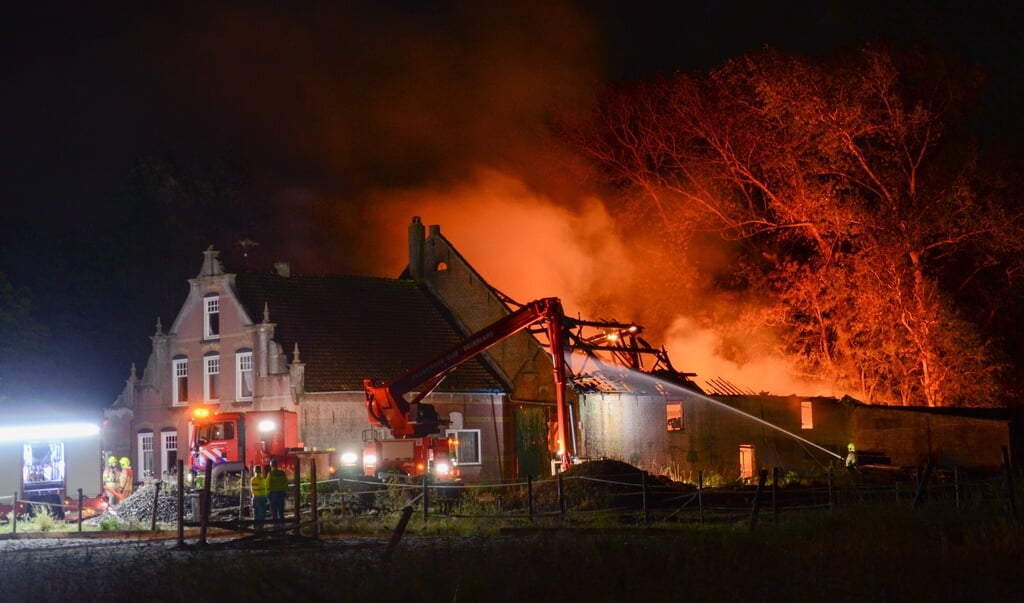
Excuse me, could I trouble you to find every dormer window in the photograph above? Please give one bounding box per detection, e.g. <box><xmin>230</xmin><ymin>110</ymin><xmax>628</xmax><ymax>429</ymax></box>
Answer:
<box><xmin>204</xmin><ymin>295</ymin><xmax>220</xmax><ymax>340</ymax></box>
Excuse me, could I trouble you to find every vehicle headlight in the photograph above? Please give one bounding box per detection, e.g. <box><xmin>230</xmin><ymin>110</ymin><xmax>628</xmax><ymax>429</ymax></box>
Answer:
<box><xmin>341</xmin><ymin>451</ymin><xmax>359</xmax><ymax>466</ymax></box>
<box><xmin>363</xmin><ymin>454</ymin><xmax>376</xmax><ymax>466</ymax></box>
<box><xmin>434</xmin><ymin>462</ymin><xmax>450</xmax><ymax>475</ymax></box>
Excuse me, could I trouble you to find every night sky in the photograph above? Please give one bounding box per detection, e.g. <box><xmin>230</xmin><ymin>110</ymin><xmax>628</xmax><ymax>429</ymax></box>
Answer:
<box><xmin>2</xmin><ymin>1</ymin><xmax>1020</xmax><ymax>407</ymax></box>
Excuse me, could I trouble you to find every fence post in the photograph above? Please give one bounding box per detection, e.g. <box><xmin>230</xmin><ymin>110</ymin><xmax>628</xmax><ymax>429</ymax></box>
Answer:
<box><xmin>697</xmin><ymin>471</ymin><xmax>704</xmax><ymax>524</ymax></box>
<box><xmin>176</xmin><ymin>460</ymin><xmax>184</xmax><ymax>546</ymax></box>
<box><xmin>641</xmin><ymin>472</ymin><xmax>648</xmax><ymax>525</ymax></box>
<box><xmin>77</xmin><ymin>488</ymin><xmax>84</xmax><ymax>533</ymax></box>
<box><xmin>953</xmin><ymin>465</ymin><xmax>961</xmax><ymax>513</ymax></box>
<box><xmin>913</xmin><ymin>459</ymin><xmax>933</xmax><ymax>510</ymax></box>
<box><xmin>310</xmin><ymin>459</ymin><xmax>319</xmax><ymax>539</ymax></box>
<box><xmin>292</xmin><ymin>457</ymin><xmax>302</xmax><ymax>530</ymax></box>
<box><xmin>749</xmin><ymin>469</ymin><xmax>768</xmax><ymax>532</ymax></box>
<box><xmin>384</xmin><ymin>505</ymin><xmax>415</xmax><ymax>568</ymax></box>
<box><xmin>151</xmin><ymin>482</ymin><xmax>160</xmax><ymax>531</ymax></box>
<box><xmin>1002</xmin><ymin>446</ymin><xmax>1017</xmax><ymax>520</ymax></box>
<box><xmin>423</xmin><ymin>471</ymin><xmax>430</xmax><ymax>524</ymax></box>
<box><xmin>827</xmin><ymin>468</ymin><xmax>833</xmax><ymax>514</ymax></box>
<box><xmin>199</xmin><ymin>462</ymin><xmax>213</xmax><ymax>545</ymax></box>
<box><xmin>771</xmin><ymin>467</ymin><xmax>779</xmax><ymax>523</ymax></box>
<box><xmin>557</xmin><ymin>472</ymin><xmax>565</xmax><ymax>520</ymax></box>
<box><xmin>527</xmin><ymin>476</ymin><xmax>534</xmax><ymax>523</ymax></box>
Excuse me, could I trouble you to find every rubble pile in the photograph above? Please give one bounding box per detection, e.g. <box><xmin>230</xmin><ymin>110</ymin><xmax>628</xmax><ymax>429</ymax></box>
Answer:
<box><xmin>98</xmin><ymin>483</ymin><xmax>243</xmax><ymax>526</ymax></box>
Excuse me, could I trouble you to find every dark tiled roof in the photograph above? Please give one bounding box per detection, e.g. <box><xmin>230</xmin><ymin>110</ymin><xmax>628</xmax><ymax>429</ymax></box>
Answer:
<box><xmin>233</xmin><ymin>273</ymin><xmax>505</xmax><ymax>394</ymax></box>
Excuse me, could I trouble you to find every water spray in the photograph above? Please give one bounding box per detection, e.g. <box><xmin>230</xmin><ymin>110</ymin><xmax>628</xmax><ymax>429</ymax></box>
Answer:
<box><xmin>565</xmin><ymin>351</ymin><xmax>843</xmax><ymax>461</ymax></box>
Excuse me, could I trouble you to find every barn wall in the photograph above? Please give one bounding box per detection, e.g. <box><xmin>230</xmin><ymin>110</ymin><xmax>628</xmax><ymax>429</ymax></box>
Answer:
<box><xmin>578</xmin><ymin>393</ymin><xmax>670</xmax><ymax>475</ymax></box>
<box><xmin>851</xmin><ymin>408</ymin><xmax>1010</xmax><ymax>469</ymax></box>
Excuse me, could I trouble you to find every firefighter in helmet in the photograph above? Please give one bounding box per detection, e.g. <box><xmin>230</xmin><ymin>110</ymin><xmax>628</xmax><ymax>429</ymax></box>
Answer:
<box><xmin>103</xmin><ymin>456</ymin><xmax>120</xmax><ymax>505</ymax></box>
<box><xmin>117</xmin><ymin>457</ymin><xmax>134</xmax><ymax>499</ymax></box>
<box><xmin>845</xmin><ymin>443</ymin><xmax>858</xmax><ymax>471</ymax></box>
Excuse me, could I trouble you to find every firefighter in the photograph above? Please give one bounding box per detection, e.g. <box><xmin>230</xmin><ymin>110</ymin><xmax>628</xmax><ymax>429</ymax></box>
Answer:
<box><xmin>266</xmin><ymin>458</ymin><xmax>288</xmax><ymax>521</ymax></box>
<box><xmin>250</xmin><ymin>465</ymin><xmax>268</xmax><ymax>530</ymax></box>
<box><xmin>103</xmin><ymin>456</ymin><xmax>120</xmax><ymax>505</ymax></box>
<box><xmin>118</xmin><ymin>457</ymin><xmax>134</xmax><ymax>499</ymax></box>
<box><xmin>845</xmin><ymin>443</ymin><xmax>858</xmax><ymax>471</ymax></box>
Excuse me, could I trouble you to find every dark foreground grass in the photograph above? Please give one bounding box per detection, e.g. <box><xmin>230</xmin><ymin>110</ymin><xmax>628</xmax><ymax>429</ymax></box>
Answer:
<box><xmin>2</xmin><ymin>506</ymin><xmax>1021</xmax><ymax>602</ymax></box>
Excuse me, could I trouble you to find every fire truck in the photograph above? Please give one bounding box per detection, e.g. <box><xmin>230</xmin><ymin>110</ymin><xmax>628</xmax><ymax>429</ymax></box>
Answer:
<box><xmin>362</xmin><ymin>296</ymin><xmax>572</xmax><ymax>480</ymax></box>
<box><xmin>188</xmin><ymin>408</ymin><xmax>335</xmax><ymax>485</ymax></box>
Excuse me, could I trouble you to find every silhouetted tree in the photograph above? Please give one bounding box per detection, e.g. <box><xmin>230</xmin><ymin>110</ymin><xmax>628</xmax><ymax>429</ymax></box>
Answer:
<box><xmin>564</xmin><ymin>45</ymin><xmax>1024</xmax><ymax>406</ymax></box>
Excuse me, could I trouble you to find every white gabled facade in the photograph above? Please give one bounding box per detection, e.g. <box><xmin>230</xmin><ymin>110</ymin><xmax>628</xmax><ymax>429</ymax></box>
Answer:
<box><xmin>105</xmin><ymin>248</ymin><xmax>305</xmax><ymax>482</ymax></box>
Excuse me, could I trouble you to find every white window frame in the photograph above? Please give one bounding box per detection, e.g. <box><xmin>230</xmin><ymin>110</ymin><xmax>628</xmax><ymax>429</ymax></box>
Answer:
<box><xmin>446</xmin><ymin>428</ymin><xmax>482</xmax><ymax>466</ymax></box>
<box><xmin>800</xmin><ymin>400</ymin><xmax>814</xmax><ymax>429</ymax></box>
<box><xmin>236</xmin><ymin>351</ymin><xmax>253</xmax><ymax>401</ymax></box>
<box><xmin>172</xmin><ymin>357</ymin><xmax>189</xmax><ymax>406</ymax></box>
<box><xmin>137</xmin><ymin>432</ymin><xmax>154</xmax><ymax>480</ymax></box>
<box><xmin>161</xmin><ymin>430</ymin><xmax>178</xmax><ymax>479</ymax></box>
<box><xmin>204</xmin><ymin>295</ymin><xmax>220</xmax><ymax>340</ymax></box>
<box><xmin>205</xmin><ymin>354</ymin><xmax>220</xmax><ymax>403</ymax></box>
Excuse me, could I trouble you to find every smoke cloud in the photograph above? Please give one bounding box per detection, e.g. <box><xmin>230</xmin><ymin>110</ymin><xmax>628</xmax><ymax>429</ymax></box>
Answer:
<box><xmin>168</xmin><ymin>3</ymin><xmax>826</xmax><ymax>395</ymax></box>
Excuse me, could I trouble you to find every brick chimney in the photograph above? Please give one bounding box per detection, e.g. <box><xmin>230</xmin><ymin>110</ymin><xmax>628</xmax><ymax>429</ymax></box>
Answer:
<box><xmin>408</xmin><ymin>216</ymin><xmax>425</xmax><ymax>281</ymax></box>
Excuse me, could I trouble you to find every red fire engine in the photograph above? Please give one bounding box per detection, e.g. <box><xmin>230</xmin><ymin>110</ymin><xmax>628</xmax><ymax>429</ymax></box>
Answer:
<box><xmin>188</xmin><ymin>408</ymin><xmax>334</xmax><ymax>483</ymax></box>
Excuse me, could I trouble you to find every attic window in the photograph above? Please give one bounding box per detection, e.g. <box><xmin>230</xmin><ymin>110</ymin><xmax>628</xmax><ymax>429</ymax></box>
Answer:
<box><xmin>204</xmin><ymin>295</ymin><xmax>220</xmax><ymax>339</ymax></box>
<box><xmin>435</xmin><ymin>261</ymin><xmax>448</xmax><ymax>271</ymax></box>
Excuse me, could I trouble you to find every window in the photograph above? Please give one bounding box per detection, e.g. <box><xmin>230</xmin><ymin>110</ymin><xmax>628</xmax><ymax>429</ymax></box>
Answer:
<box><xmin>197</xmin><ymin>422</ymin><xmax>234</xmax><ymax>442</ymax></box>
<box><xmin>161</xmin><ymin>430</ymin><xmax>178</xmax><ymax>478</ymax></box>
<box><xmin>205</xmin><ymin>354</ymin><xmax>220</xmax><ymax>402</ymax></box>
<box><xmin>446</xmin><ymin>429</ymin><xmax>481</xmax><ymax>465</ymax></box>
<box><xmin>22</xmin><ymin>442</ymin><xmax>65</xmax><ymax>489</ymax></box>
<box><xmin>138</xmin><ymin>431</ymin><xmax>154</xmax><ymax>479</ymax></box>
<box><xmin>172</xmin><ymin>357</ymin><xmax>188</xmax><ymax>405</ymax></box>
<box><xmin>204</xmin><ymin>295</ymin><xmax>220</xmax><ymax>340</ymax></box>
<box><xmin>739</xmin><ymin>444</ymin><xmax>755</xmax><ymax>480</ymax></box>
<box><xmin>666</xmin><ymin>401</ymin><xmax>684</xmax><ymax>431</ymax></box>
<box><xmin>236</xmin><ymin>350</ymin><xmax>253</xmax><ymax>400</ymax></box>
<box><xmin>800</xmin><ymin>400</ymin><xmax>814</xmax><ymax>429</ymax></box>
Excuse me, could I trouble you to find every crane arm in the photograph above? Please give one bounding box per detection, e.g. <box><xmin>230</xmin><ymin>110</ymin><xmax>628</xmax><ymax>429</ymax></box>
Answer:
<box><xmin>364</xmin><ymin>297</ymin><xmax>572</xmax><ymax>465</ymax></box>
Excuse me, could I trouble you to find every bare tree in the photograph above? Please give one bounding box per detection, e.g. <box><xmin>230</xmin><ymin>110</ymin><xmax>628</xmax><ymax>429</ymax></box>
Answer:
<box><xmin>564</xmin><ymin>45</ymin><xmax>1023</xmax><ymax>406</ymax></box>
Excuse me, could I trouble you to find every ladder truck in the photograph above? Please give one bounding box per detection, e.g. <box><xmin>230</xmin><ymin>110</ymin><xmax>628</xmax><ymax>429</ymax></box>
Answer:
<box><xmin>362</xmin><ymin>297</ymin><xmax>572</xmax><ymax>479</ymax></box>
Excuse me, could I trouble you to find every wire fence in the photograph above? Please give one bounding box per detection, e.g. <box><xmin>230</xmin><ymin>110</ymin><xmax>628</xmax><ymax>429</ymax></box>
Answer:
<box><xmin>317</xmin><ymin>461</ymin><xmax>1020</xmax><ymax>528</ymax></box>
<box><xmin>2</xmin><ymin>460</ymin><xmax>1017</xmax><ymax>538</ymax></box>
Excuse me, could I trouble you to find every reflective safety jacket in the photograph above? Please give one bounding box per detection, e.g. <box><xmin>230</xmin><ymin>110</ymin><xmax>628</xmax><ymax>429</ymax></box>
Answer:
<box><xmin>103</xmin><ymin>466</ymin><xmax>118</xmax><ymax>488</ymax></box>
<box><xmin>267</xmin><ymin>468</ymin><xmax>288</xmax><ymax>493</ymax></box>
<box><xmin>250</xmin><ymin>474</ymin><xmax>269</xmax><ymax>497</ymax></box>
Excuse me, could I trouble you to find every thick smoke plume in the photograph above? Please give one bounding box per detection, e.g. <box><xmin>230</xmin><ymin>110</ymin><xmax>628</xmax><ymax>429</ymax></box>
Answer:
<box><xmin>178</xmin><ymin>3</ymin><xmax>822</xmax><ymax>395</ymax></box>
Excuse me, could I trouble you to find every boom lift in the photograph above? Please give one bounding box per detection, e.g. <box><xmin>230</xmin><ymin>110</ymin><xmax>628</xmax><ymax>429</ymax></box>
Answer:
<box><xmin>363</xmin><ymin>297</ymin><xmax>572</xmax><ymax>478</ymax></box>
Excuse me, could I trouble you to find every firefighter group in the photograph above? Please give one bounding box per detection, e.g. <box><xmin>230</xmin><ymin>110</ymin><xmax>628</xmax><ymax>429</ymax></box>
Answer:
<box><xmin>102</xmin><ymin>455</ymin><xmax>134</xmax><ymax>506</ymax></box>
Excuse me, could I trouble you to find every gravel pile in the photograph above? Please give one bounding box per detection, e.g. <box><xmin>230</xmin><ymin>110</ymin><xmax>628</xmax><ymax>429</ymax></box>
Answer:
<box><xmin>96</xmin><ymin>484</ymin><xmax>243</xmax><ymax>527</ymax></box>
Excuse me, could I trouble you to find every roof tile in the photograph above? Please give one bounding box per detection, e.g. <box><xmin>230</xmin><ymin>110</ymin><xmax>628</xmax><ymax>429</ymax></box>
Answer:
<box><xmin>233</xmin><ymin>273</ymin><xmax>504</xmax><ymax>393</ymax></box>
